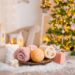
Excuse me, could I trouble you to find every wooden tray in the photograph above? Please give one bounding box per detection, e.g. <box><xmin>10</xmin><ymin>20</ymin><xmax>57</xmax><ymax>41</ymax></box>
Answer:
<box><xmin>20</xmin><ymin>59</ymin><xmax>52</xmax><ymax>66</ymax></box>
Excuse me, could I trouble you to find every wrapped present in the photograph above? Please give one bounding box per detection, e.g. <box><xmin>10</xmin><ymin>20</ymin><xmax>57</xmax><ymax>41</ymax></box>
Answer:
<box><xmin>54</xmin><ymin>52</ymin><xmax>65</xmax><ymax>64</ymax></box>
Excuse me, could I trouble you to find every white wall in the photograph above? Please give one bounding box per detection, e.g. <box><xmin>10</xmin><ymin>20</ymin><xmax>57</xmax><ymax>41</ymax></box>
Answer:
<box><xmin>0</xmin><ymin>0</ymin><xmax>40</xmax><ymax>33</ymax></box>
<box><xmin>0</xmin><ymin>0</ymin><xmax>2</xmax><ymax>24</ymax></box>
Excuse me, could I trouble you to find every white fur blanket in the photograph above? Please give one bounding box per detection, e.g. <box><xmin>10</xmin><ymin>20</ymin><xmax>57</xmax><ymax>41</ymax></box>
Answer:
<box><xmin>0</xmin><ymin>59</ymin><xmax>75</xmax><ymax>75</ymax></box>
<box><xmin>0</xmin><ymin>62</ymin><xmax>65</xmax><ymax>73</ymax></box>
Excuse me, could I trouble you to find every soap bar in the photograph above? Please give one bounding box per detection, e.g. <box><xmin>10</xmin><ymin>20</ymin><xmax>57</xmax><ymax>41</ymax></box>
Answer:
<box><xmin>54</xmin><ymin>52</ymin><xmax>65</xmax><ymax>64</ymax></box>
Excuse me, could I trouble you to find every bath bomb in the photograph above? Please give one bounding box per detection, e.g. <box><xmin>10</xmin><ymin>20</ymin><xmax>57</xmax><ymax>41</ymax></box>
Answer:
<box><xmin>31</xmin><ymin>49</ymin><xmax>44</xmax><ymax>63</ymax></box>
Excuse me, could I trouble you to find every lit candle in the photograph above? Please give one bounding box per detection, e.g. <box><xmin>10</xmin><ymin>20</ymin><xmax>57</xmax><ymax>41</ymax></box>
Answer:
<box><xmin>17</xmin><ymin>32</ymin><xmax>24</xmax><ymax>47</ymax></box>
<box><xmin>9</xmin><ymin>34</ymin><xmax>17</xmax><ymax>44</ymax></box>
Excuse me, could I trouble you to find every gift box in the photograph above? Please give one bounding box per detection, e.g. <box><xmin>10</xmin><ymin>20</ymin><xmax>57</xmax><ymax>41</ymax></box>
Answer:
<box><xmin>54</xmin><ymin>52</ymin><xmax>65</xmax><ymax>64</ymax></box>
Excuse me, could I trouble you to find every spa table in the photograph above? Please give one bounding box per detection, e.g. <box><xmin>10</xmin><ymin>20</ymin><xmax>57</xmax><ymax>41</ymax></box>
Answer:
<box><xmin>0</xmin><ymin>57</ymin><xmax>75</xmax><ymax>75</ymax></box>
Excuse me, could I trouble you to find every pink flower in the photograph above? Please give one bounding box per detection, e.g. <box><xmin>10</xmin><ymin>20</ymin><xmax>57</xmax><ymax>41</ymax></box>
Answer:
<box><xmin>71</xmin><ymin>25</ymin><xmax>75</xmax><ymax>31</ymax></box>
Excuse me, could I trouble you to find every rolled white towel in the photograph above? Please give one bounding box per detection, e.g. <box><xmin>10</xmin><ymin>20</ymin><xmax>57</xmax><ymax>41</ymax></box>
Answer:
<box><xmin>44</xmin><ymin>46</ymin><xmax>56</xmax><ymax>59</ymax></box>
<box><xmin>40</xmin><ymin>45</ymin><xmax>56</xmax><ymax>59</ymax></box>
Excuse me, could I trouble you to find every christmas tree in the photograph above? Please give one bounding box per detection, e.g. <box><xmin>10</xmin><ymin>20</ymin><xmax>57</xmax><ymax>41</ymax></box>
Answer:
<box><xmin>44</xmin><ymin>0</ymin><xmax>75</xmax><ymax>51</ymax></box>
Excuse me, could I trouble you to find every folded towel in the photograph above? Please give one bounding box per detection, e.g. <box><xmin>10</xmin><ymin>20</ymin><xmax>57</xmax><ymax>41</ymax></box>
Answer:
<box><xmin>14</xmin><ymin>47</ymin><xmax>30</xmax><ymax>63</ymax></box>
